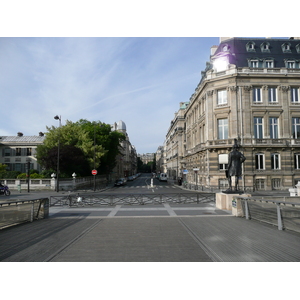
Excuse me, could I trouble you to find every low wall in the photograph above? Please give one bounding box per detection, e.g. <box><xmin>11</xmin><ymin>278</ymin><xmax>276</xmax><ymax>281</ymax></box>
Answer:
<box><xmin>1</xmin><ymin>176</ymin><xmax>107</xmax><ymax>191</ymax></box>
<box><xmin>2</xmin><ymin>179</ymin><xmax>54</xmax><ymax>191</ymax></box>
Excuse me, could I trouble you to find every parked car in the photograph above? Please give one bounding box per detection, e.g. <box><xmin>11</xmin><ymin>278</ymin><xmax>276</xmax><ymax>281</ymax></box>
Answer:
<box><xmin>114</xmin><ymin>178</ymin><xmax>127</xmax><ymax>186</ymax></box>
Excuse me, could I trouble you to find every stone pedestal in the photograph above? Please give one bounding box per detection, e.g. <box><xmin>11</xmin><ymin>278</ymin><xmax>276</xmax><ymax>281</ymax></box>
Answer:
<box><xmin>216</xmin><ymin>192</ymin><xmax>251</xmax><ymax>217</ymax></box>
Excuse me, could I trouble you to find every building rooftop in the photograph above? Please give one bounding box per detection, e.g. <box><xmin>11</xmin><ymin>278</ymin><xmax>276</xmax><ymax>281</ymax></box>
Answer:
<box><xmin>0</xmin><ymin>136</ymin><xmax>45</xmax><ymax>144</ymax></box>
<box><xmin>212</xmin><ymin>37</ymin><xmax>300</xmax><ymax>68</ymax></box>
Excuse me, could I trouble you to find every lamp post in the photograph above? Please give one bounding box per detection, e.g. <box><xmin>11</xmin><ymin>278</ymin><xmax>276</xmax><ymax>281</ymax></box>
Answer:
<box><xmin>54</xmin><ymin>115</ymin><xmax>61</xmax><ymax>192</ymax></box>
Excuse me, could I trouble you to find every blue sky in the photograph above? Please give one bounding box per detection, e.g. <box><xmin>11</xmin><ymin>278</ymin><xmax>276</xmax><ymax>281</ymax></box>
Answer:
<box><xmin>0</xmin><ymin>37</ymin><xmax>220</xmax><ymax>153</ymax></box>
<box><xmin>0</xmin><ymin>1</ymin><xmax>291</xmax><ymax>154</ymax></box>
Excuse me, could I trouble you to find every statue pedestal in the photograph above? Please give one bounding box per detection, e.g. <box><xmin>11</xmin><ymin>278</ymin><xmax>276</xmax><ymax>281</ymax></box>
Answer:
<box><xmin>216</xmin><ymin>192</ymin><xmax>251</xmax><ymax>217</ymax></box>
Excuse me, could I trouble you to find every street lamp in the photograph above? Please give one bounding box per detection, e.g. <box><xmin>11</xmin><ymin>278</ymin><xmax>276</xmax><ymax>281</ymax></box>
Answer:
<box><xmin>54</xmin><ymin>115</ymin><xmax>61</xmax><ymax>192</ymax></box>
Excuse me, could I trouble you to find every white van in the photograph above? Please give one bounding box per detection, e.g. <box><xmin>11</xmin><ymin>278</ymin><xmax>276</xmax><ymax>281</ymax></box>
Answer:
<box><xmin>159</xmin><ymin>173</ymin><xmax>168</xmax><ymax>182</ymax></box>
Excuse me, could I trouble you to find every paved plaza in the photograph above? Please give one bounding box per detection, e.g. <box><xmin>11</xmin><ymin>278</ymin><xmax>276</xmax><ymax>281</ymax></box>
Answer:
<box><xmin>1</xmin><ymin>201</ymin><xmax>300</xmax><ymax>262</ymax></box>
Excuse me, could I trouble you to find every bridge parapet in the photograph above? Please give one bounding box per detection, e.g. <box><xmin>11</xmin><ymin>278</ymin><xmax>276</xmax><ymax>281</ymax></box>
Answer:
<box><xmin>0</xmin><ymin>198</ymin><xmax>49</xmax><ymax>229</ymax></box>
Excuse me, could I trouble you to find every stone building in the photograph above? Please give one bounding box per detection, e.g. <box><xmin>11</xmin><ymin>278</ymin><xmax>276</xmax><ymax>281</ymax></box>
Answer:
<box><xmin>111</xmin><ymin>120</ymin><xmax>137</xmax><ymax>179</ymax></box>
<box><xmin>155</xmin><ymin>145</ymin><xmax>166</xmax><ymax>173</ymax></box>
<box><xmin>171</xmin><ymin>37</ymin><xmax>300</xmax><ymax>191</ymax></box>
<box><xmin>0</xmin><ymin>132</ymin><xmax>45</xmax><ymax>173</ymax></box>
<box><xmin>137</xmin><ymin>153</ymin><xmax>154</xmax><ymax>165</ymax></box>
<box><xmin>165</xmin><ymin>102</ymin><xmax>189</xmax><ymax>179</ymax></box>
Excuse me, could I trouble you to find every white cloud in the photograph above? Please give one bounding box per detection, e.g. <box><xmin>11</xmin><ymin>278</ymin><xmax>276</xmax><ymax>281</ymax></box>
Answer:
<box><xmin>0</xmin><ymin>37</ymin><xmax>219</xmax><ymax>152</ymax></box>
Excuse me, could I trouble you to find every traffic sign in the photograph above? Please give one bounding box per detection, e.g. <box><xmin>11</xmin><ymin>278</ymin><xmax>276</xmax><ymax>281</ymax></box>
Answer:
<box><xmin>92</xmin><ymin>169</ymin><xmax>97</xmax><ymax>175</ymax></box>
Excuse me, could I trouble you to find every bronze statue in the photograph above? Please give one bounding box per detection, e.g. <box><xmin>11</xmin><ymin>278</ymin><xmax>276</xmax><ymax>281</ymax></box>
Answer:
<box><xmin>226</xmin><ymin>139</ymin><xmax>246</xmax><ymax>192</ymax></box>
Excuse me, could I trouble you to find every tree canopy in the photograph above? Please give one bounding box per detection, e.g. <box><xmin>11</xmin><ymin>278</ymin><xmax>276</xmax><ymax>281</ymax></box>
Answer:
<box><xmin>36</xmin><ymin>119</ymin><xmax>125</xmax><ymax>177</ymax></box>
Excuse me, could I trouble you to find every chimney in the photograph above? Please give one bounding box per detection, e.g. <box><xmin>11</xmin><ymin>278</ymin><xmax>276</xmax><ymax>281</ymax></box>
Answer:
<box><xmin>220</xmin><ymin>37</ymin><xmax>233</xmax><ymax>43</ymax></box>
<box><xmin>211</xmin><ymin>45</ymin><xmax>218</xmax><ymax>56</ymax></box>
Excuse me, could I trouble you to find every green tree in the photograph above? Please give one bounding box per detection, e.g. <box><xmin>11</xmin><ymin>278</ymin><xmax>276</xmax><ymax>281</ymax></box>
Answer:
<box><xmin>75</xmin><ymin>119</ymin><xmax>126</xmax><ymax>176</ymax></box>
<box><xmin>36</xmin><ymin>119</ymin><xmax>125</xmax><ymax>177</ymax></box>
<box><xmin>0</xmin><ymin>164</ymin><xmax>7</xmax><ymax>172</ymax></box>
<box><xmin>36</xmin><ymin>120</ymin><xmax>107</xmax><ymax>177</ymax></box>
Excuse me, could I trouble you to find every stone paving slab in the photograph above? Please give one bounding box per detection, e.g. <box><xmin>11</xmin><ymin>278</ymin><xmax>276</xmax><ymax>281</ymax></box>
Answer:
<box><xmin>1</xmin><ymin>205</ymin><xmax>300</xmax><ymax>262</ymax></box>
<box><xmin>49</xmin><ymin>217</ymin><xmax>213</xmax><ymax>262</ymax></box>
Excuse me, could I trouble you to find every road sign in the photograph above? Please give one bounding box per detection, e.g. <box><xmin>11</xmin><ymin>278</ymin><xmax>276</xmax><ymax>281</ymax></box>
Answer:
<box><xmin>92</xmin><ymin>169</ymin><xmax>97</xmax><ymax>175</ymax></box>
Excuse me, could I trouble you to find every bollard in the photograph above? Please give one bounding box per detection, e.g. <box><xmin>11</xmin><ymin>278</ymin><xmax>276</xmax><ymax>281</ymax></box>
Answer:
<box><xmin>277</xmin><ymin>204</ymin><xmax>283</xmax><ymax>230</ymax></box>
<box><xmin>245</xmin><ymin>199</ymin><xmax>249</xmax><ymax>220</ymax></box>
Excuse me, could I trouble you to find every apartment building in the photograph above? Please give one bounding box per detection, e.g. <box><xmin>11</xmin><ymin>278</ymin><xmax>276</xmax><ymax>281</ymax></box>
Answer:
<box><xmin>111</xmin><ymin>120</ymin><xmax>137</xmax><ymax>179</ymax></box>
<box><xmin>165</xmin><ymin>102</ymin><xmax>189</xmax><ymax>179</ymax></box>
<box><xmin>167</xmin><ymin>37</ymin><xmax>300</xmax><ymax>191</ymax></box>
<box><xmin>0</xmin><ymin>132</ymin><xmax>45</xmax><ymax>173</ymax></box>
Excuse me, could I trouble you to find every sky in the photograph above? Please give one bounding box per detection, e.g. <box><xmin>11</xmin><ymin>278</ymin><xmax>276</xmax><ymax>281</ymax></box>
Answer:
<box><xmin>0</xmin><ymin>2</ymin><xmax>293</xmax><ymax>155</ymax></box>
<box><xmin>0</xmin><ymin>36</ymin><xmax>220</xmax><ymax>153</ymax></box>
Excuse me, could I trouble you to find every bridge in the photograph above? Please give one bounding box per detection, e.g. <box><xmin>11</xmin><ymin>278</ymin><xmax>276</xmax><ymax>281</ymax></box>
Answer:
<box><xmin>1</xmin><ymin>189</ymin><xmax>300</xmax><ymax>262</ymax></box>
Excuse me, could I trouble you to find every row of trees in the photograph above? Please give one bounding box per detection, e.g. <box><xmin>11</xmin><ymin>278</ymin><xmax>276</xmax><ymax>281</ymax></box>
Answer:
<box><xmin>36</xmin><ymin>119</ymin><xmax>125</xmax><ymax>178</ymax></box>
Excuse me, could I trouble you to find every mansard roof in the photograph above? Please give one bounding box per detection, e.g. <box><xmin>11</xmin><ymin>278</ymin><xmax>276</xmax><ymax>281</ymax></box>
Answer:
<box><xmin>212</xmin><ymin>37</ymin><xmax>300</xmax><ymax>68</ymax></box>
<box><xmin>0</xmin><ymin>135</ymin><xmax>45</xmax><ymax>144</ymax></box>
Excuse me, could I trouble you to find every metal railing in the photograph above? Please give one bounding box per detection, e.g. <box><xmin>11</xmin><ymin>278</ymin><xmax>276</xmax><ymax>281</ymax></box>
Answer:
<box><xmin>0</xmin><ymin>198</ymin><xmax>49</xmax><ymax>230</ymax></box>
<box><xmin>236</xmin><ymin>196</ymin><xmax>300</xmax><ymax>233</ymax></box>
<box><xmin>50</xmin><ymin>193</ymin><xmax>215</xmax><ymax>207</ymax></box>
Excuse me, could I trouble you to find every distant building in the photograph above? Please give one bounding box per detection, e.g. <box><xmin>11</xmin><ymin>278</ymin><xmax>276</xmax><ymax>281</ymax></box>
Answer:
<box><xmin>155</xmin><ymin>145</ymin><xmax>166</xmax><ymax>173</ymax></box>
<box><xmin>137</xmin><ymin>153</ymin><xmax>154</xmax><ymax>165</ymax></box>
<box><xmin>165</xmin><ymin>102</ymin><xmax>188</xmax><ymax>179</ymax></box>
<box><xmin>111</xmin><ymin>120</ymin><xmax>137</xmax><ymax>179</ymax></box>
<box><xmin>0</xmin><ymin>132</ymin><xmax>45</xmax><ymax>172</ymax></box>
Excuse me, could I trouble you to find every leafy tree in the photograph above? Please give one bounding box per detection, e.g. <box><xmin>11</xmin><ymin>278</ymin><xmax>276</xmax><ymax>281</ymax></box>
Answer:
<box><xmin>37</xmin><ymin>144</ymin><xmax>91</xmax><ymax>177</ymax></box>
<box><xmin>75</xmin><ymin>119</ymin><xmax>126</xmax><ymax>175</ymax></box>
<box><xmin>0</xmin><ymin>164</ymin><xmax>7</xmax><ymax>172</ymax></box>
<box><xmin>0</xmin><ymin>171</ymin><xmax>21</xmax><ymax>179</ymax></box>
<box><xmin>36</xmin><ymin>119</ymin><xmax>125</xmax><ymax>177</ymax></box>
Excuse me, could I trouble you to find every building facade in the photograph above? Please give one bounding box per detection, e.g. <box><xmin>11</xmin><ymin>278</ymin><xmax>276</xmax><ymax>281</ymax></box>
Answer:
<box><xmin>165</xmin><ymin>102</ymin><xmax>189</xmax><ymax>179</ymax></box>
<box><xmin>0</xmin><ymin>132</ymin><xmax>45</xmax><ymax>173</ymax></box>
<box><xmin>111</xmin><ymin>120</ymin><xmax>137</xmax><ymax>179</ymax></box>
<box><xmin>155</xmin><ymin>145</ymin><xmax>166</xmax><ymax>174</ymax></box>
<box><xmin>166</xmin><ymin>37</ymin><xmax>300</xmax><ymax>191</ymax></box>
<box><xmin>137</xmin><ymin>153</ymin><xmax>155</xmax><ymax>165</ymax></box>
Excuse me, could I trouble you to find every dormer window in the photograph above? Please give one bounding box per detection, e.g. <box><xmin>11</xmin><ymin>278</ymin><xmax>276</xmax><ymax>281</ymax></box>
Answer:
<box><xmin>263</xmin><ymin>58</ymin><xmax>274</xmax><ymax>68</ymax></box>
<box><xmin>261</xmin><ymin>42</ymin><xmax>270</xmax><ymax>53</ymax></box>
<box><xmin>288</xmin><ymin>61</ymin><xmax>295</xmax><ymax>68</ymax></box>
<box><xmin>248</xmin><ymin>58</ymin><xmax>260</xmax><ymax>68</ymax></box>
<box><xmin>246</xmin><ymin>41</ymin><xmax>256</xmax><ymax>52</ymax></box>
<box><xmin>296</xmin><ymin>44</ymin><xmax>300</xmax><ymax>54</ymax></box>
<box><xmin>282</xmin><ymin>42</ymin><xmax>291</xmax><ymax>53</ymax></box>
<box><xmin>265</xmin><ymin>60</ymin><xmax>274</xmax><ymax>68</ymax></box>
<box><xmin>284</xmin><ymin>59</ymin><xmax>298</xmax><ymax>69</ymax></box>
<box><xmin>222</xmin><ymin>44</ymin><xmax>229</xmax><ymax>52</ymax></box>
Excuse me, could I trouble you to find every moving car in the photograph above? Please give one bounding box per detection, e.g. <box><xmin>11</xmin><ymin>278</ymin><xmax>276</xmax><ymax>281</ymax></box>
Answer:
<box><xmin>159</xmin><ymin>173</ymin><xmax>168</xmax><ymax>182</ymax></box>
